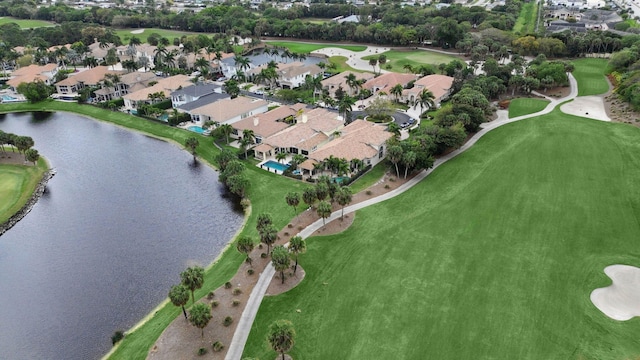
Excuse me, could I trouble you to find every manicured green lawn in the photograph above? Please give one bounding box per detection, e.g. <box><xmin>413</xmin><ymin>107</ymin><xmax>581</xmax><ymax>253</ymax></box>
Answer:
<box><xmin>572</xmin><ymin>58</ymin><xmax>610</xmax><ymax>96</ymax></box>
<box><xmin>347</xmin><ymin>161</ymin><xmax>389</xmax><ymax>194</ymax></box>
<box><xmin>0</xmin><ymin>101</ymin><xmax>307</xmax><ymax>360</ymax></box>
<box><xmin>362</xmin><ymin>49</ymin><xmax>460</xmax><ymax>72</ymax></box>
<box><xmin>0</xmin><ymin>152</ymin><xmax>48</xmax><ymax>224</ymax></box>
<box><xmin>328</xmin><ymin>56</ymin><xmax>366</xmax><ymax>73</ymax></box>
<box><xmin>115</xmin><ymin>28</ymin><xmax>209</xmax><ymax>44</ymax></box>
<box><xmin>265</xmin><ymin>41</ymin><xmax>366</xmax><ymax>53</ymax></box>
<box><xmin>512</xmin><ymin>0</ymin><xmax>539</xmax><ymax>35</ymax></box>
<box><xmin>244</xmin><ymin>109</ymin><xmax>640</xmax><ymax>359</ymax></box>
<box><xmin>0</xmin><ymin>17</ymin><xmax>55</xmax><ymax>29</ymax></box>
<box><xmin>508</xmin><ymin>98</ymin><xmax>550</xmax><ymax>118</ymax></box>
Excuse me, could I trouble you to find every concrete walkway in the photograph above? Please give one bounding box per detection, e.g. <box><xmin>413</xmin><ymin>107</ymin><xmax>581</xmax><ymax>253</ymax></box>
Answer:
<box><xmin>225</xmin><ymin>73</ymin><xmax>580</xmax><ymax>360</ymax></box>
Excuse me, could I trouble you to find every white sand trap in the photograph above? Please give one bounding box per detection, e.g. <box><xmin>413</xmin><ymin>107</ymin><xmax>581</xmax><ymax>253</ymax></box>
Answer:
<box><xmin>590</xmin><ymin>265</ymin><xmax>640</xmax><ymax>321</ymax></box>
<box><xmin>130</xmin><ymin>29</ymin><xmax>145</xmax><ymax>34</ymax></box>
<box><xmin>560</xmin><ymin>96</ymin><xmax>610</xmax><ymax>121</ymax></box>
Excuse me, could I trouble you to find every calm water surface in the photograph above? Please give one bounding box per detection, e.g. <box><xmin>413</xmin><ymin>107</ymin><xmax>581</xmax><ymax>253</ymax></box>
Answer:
<box><xmin>0</xmin><ymin>112</ymin><xmax>244</xmax><ymax>360</ymax></box>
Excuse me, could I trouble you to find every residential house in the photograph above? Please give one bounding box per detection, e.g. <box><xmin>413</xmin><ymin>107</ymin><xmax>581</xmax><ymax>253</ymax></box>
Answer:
<box><xmin>176</xmin><ymin>92</ymin><xmax>231</xmax><ymax>119</ymax></box>
<box><xmin>321</xmin><ymin>71</ymin><xmax>375</xmax><ymax>98</ymax></box>
<box><xmin>362</xmin><ymin>72</ymin><xmax>419</xmax><ymax>95</ymax></box>
<box><xmin>187</xmin><ymin>96</ymin><xmax>269</xmax><ymax>124</ymax></box>
<box><xmin>233</xmin><ymin>103</ymin><xmax>307</xmax><ymax>155</ymax></box>
<box><xmin>300</xmin><ymin>119</ymin><xmax>392</xmax><ymax>176</ymax></box>
<box><xmin>94</xmin><ymin>71</ymin><xmax>157</xmax><ymax>102</ymax></box>
<box><xmin>170</xmin><ymin>84</ymin><xmax>222</xmax><ymax>108</ymax></box>
<box><xmin>277</xmin><ymin>62</ymin><xmax>322</xmax><ymax>89</ymax></box>
<box><xmin>254</xmin><ymin>107</ymin><xmax>344</xmax><ymax>160</ymax></box>
<box><xmin>401</xmin><ymin>74</ymin><xmax>453</xmax><ymax>106</ymax></box>
<box><xmin>123</xmin><ymin>74</ymin><xmax>192</xmax><ymax>110</ymax></box>
<box><xmin>7</xmin><ymin>64</ymin><xmax>58</xmax><ymax>91</ymax></box>
<box><xmin>54</xmin><ymin>66</ymin><xmax>114</xmax><ymax>97</ymax></box>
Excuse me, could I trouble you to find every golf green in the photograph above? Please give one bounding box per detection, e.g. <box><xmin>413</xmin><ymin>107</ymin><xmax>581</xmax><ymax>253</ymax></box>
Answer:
<box><xmin>508</xmin><ymin>98</ymin><xmax>550</xmax><ymax>118</ymax></box>
<box><xmin>244</xmin><ymin>111</ymin><xmax>640</xmax><ymax>359</ymax></box>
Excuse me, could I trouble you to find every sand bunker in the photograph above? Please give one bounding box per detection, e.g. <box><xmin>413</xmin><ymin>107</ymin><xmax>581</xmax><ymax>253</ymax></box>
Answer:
<box><xmin>560</xmin><ymin>96</ymin><xmax>611</xmax><ymax>121</ymax></box>
<box><xmin>130</xmin><ymin>29</ymin><xmax>145</xmax><ymax>34</ymax></box>
<box><xmin>590</xmin><ymin>265</ymin><xmax>640</xmax><ymax>321</ymax></box>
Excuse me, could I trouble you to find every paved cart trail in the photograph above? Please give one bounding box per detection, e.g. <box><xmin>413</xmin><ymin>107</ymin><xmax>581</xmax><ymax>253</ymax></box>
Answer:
<box><xmin>224</xmin><ymin>73</ymin><xmax>578</xmax><ymax>360</ymax></box>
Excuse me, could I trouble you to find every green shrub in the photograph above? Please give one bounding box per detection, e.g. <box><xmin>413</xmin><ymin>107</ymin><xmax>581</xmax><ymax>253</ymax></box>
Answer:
<box><xmin>247</xmin><ymin>269</ymin><xmax>254</xmax><ymax>275</ymax></box>
<box><xmin>223</xmin><ymin>316</ymin><xmax>233</xmax><ymax>326</ymax></box>
<box><xmin>207</xmin><ymin>291</ymin><xmax>215</xmax><ymax>300</ymax></box>
<box><xmin>232</xmin><ymin>299</ymin><xmax>240</xmax><ymax>306</ymax></box>
<box><xmin>111</xmin><ymin>330</ymin><xmax>124</xmax><ymax>345</ymax></box>
<box><xmin>212</xmin><ymin>341</ymin><xmax>224</xmax><ymax>352</ymax></box>
<box><xmin>197</xmin><ymin>347</ymin><xmax>207</xmax><ymax>356</ymax></box>
<box><xmin>233</xmin><ymin>288</ymin><xmax>242</xmax><ymax>295</ymax></box>
<box><xmin>211</xmin><ymin>300</ymin><xmax>219</xmax><ymax>307</ymax></box>
<box><xmin>225</xmin><ymin>282</ymin><xmax>232</xmax><ymax>289</ymax></box>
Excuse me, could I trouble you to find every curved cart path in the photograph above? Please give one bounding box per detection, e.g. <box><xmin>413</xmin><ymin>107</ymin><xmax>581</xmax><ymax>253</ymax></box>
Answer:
<box><xmin>225</xmin><ymin>74</ymin><xmax>579</xmax><ymax>360</ymax></box>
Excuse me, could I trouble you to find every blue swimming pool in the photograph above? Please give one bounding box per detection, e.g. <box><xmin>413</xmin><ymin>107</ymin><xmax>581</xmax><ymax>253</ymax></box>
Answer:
<box><xmin>333</xmin><ymin>176</ymin><xmax>350</xmax><ymax>184</ymax></box>
<box><xmin>2</xmin><ymin>95</ymin><xmax>17</xmax><ymax>101</ymax></box>
<box><xmin>263</xmin><ymin>160</ymin><xmax>290</xmax><ymax>172</ymax></box>
<box><xmin>188</xmin><ymin>126</ymin><xmax>205</xmax><ymax>134</ymax></box>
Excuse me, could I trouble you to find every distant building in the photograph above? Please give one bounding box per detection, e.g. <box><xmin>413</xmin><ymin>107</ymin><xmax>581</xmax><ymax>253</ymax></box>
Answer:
<box><xmin>7</xmin><ymin>64</ymin><xmax>58</xmax><ymax>91</ymax></box>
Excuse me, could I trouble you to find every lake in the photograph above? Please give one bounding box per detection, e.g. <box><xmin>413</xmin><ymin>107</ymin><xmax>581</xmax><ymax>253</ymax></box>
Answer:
<box><xmin>0</xmin><ymin>111</ymin><xmax>244</xmax><ymax>360</ymax></box>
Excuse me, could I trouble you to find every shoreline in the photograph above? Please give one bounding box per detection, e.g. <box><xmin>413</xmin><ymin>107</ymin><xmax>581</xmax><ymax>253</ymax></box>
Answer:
<box><xmin>0</xmin><ymin>167</ymin><xmax>56</xmax><ymax>236</ymax></box>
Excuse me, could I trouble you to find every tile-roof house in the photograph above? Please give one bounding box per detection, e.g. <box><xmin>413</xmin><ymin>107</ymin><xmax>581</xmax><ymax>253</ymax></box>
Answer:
<box><xmin>123</xmin><ymin>74</ymin><xmax>192</xmax><ymax>109</ymax></box>
<box><xmin>94</xmin><ymin>71</ymin><xmax>157</xmax><ymax>102</ymax></box>
<box><xmin>188</xmin><ymin>96</ymin><xmax>269</xmax><ymax>125</ymax></box>
<box><xmin>301</xmin><ymin>119</ymin><xmax>392</xmax><ymax>176</ymax></box>
<box><xmin>277</xmin><ymin>62</ymin><xmax>323</xmax><ymax>89</ymax></box>
<box><xmin>363</xmin><ymin>72</ymin><xmax>419</xmax><ymax>94</ymax></box>
<box><xmin>259</xmin><ymin>108</ymin><xmax>344</xmax><ymax>158</ymax></box>
<box><xmin>401</xmin><ymin>74</ymin><xmax>454</xmax><ymax>106</ymax></box>
<box><xmin>54</xmin><ymin>66</ymin><xmax>115</xmax><ymax>95</ymax></box>
<box><xmin>232</xmin><ymin>103</ymin><xmax>307</xmax><ymax>158</ymax></box>
<box><xmin>171</xmin><ymin>84</ymin><xmax>222</xmax><ymax>108</ymax></box>
<box><xmin>321</xmin><ymin>71</ymin><xmax>375</xmax><ymax>98</ymax></box>
<box><xmin>7</xmin><ymin>64</ymin><xmax>58</xmax><ymax>91</ymax></box>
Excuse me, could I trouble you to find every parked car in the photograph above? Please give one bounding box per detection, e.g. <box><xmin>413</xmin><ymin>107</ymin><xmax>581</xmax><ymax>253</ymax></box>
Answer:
<box><xmin>358</xmin><ymin>104</ymin><xmax>366</xmax><ymax>110</ymax></box>
<box><xmin>408</xmin><ymin>118</ymin><xmax>416</xmax><ymax>124</ymax></box>
<box><xmin>254</xmin><ymin>90</ymin><xmax>264</xmax><ymax>95</ymax></box>
<box><xmin>401</xmin><ymin>122</ymin><xmax>409</xmax><ymax>128</ymax></box>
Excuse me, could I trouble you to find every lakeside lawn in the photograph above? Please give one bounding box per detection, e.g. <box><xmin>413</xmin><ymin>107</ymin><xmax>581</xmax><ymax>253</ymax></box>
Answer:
<box><xmin>0</xmin><ymin>153</ymin><xmax>48</xmax><ymax>224</ymax></box>
<box><xmin>512</xmin><ymin>0</ymin><xmax>539</xmax><ymax>35</ymax></box>
<box><xmin>362</xmin><ymin>49</ymin><xmax>460</xmax><ymax>72</ymax></box>
<box><xmin>264</xmin><ymin>41</ymin><xmax>366</xmax><ymax>53</ymax></box>
<box><xmin>0</xmin><ymin>17</ymin><xmax>55</xmax><ymax>29</ymax></box>
<box><xmin>508</xmin><ymin>98</ymin><xmax>550</xmax><ymax>118</ymax></box>
<box><xmin>243</xmin><ymin>109</ymin><xmax>640</xmax><ymax>359</ymax></box>
<box><xmin>0</xmin><ymin>101</ymin><xmax>309</xmax><ymax>360</ymax></box>
<box><xmin>572</xmin><ymin>58</ymin><xmax>610</xmax><ymax>96</ymax></box>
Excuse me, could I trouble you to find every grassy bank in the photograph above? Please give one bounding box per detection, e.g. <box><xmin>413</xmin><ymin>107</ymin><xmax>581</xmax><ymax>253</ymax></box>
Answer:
<box><xmin>243</xmin><ymin>109</ymin><xmax>640</xmax><ymax>359</ymax></box>
<box><xmin>115</xmin><ymin>28</ymin><xmax>208</xmax><ymax>44</ymax></box>
<box><xmin>0</xmin><ymin>101</ymin><xmax>307</xmax><ymax>359</ymax></box>
<box><xmin>512</xmin><ymin>0</ymin><xmax>539</xmax><ymax>35</ymax></box>
<box><xmin>508</xmin><ymin>98</ymin><xmax>549</xmax><ymax>118</ymax></box>
<box><xmin>572</xmin><ymin>58</ymin><xmax>610</xmax><ymax>96</ymax></box>
<box><xmin>362</xmin><ymin>49</ymin><xmax>460</xmax><ymax>72</ymax></box>
<box><xmin>0</xmin><ymin>150</ymin><xmax>49</xmax><ymax>224</ymax></box>
<box><xmin>264</xmin><ymin>41</ymin><xmax>366</xmax><ymax>53</ymax></box>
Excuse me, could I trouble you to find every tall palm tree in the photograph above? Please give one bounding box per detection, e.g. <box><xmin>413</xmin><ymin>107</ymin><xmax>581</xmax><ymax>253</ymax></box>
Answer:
<box><xmin>218</xmin><ymin>123</ymin><xmax>233</xmax><ymax>144</ymax></box>
<box><xmin>234</xmin><ymin>55</ymin><xmax>250</xmax><ymax>72</ymax></box>
<box><xmin>414</xmin><ymin>89</ymin><xmax>435</xmax><ymax>114</ymax></box>
<box><xmin>180</xmin><ymin>266</ymin><xmax>204</xmax><ymax>304</ymax></box>
<box><xmin>338</xmin><ymin>95</ymin><xmax>356</xmax><ymax>122</ymax></box>
<box><xmin>153</xmin><ymin>44</ymin><xmax>168</xmax><ymax>70</ymax></box>
<box><xmin>390</xmin><ymin>83</ymin><xmax>404</xmax><ymax>103</ymax></box>
<box><xmin>128</xmin><ymin>36</ymin><xmax>141</xmax><ymax>60</ymax></box>
<box><xmin>344</xmin><ymin>72</ymin><xmax>358</xmax><ymax>96</ymax></box>
<box><xmin>276</xmin><ymin>152</ymin><xmax>287</xmax><ymax>164</ymax></box>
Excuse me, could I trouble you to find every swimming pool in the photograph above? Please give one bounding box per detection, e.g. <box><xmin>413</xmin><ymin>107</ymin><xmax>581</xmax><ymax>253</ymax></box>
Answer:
<box><xmin>333</xmin><ymin>176</ymin><xmax>350</xmax><ymax>184</ymax></box>
<box><xmin>1</xmin><ymin>95</ymin><xmax>18</xmax><ymax>102</ymax></box>
<box><xmin>188</xmin><ymin>126</ymin><xmax>205</xmax><ymax>134</ymax></box>
<box><xmin>262</xmin><ymin>160</ymin><xmax>290</xmax><ymax>173</ymax></box>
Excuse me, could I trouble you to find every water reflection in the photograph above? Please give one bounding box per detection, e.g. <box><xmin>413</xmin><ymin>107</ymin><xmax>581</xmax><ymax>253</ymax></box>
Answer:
<box><xmin>0</xmin><ymin>112</ymin><xmax>244</xmax><ymax>360</ymax></box>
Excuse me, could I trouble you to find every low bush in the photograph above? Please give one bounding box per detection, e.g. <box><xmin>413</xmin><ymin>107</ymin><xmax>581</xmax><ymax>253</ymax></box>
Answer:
<box><xmin>232</xmin><ymin>299</ymin><xmax>240</xmax><ymax>306</ymax></box>
<box><xmin>224</xmin><ymin>282</ymin><xmax>232</xmax><ymax>289</ymax></box>
<box><xmin>197</xmin><ymin>347</ymin><xmax>207</xmax><ymax>356</ymax></box>
<box><xmin>111</xmin><ymin>330</ymin><xmax>124</xmax><ymax>345</ymax></box>
<box><xmin>223</xmin><ymin>316</ymin><xmax>233</xmax><ymax>327</ymax></box>
<box><xmin>261</xmin><ymin>253</ymin><xmax>267</xmax><ymax>258</ymax></box>
<box><xmin>233</xmin><ymin>288</ymin><xmax>242</xmax><ymax>295</ymax></box>
<box><xmin>247</xmin><ymin>269</ymin><xmax>254</xmax><ymax>275</ymax></box>
<box><xmin>207</xmin><ymin>291</ymin><xmax>215</xmax><ymax>300</ymax></box>
<box><xmin>211</xmin><ymin>300</ymin><xmax>219</xmax><ymax>307</ymax></box>
<box><xmin>212</xmin><ymin>341</ymin><xmax>224</xmax><ymax>352</ymax></box>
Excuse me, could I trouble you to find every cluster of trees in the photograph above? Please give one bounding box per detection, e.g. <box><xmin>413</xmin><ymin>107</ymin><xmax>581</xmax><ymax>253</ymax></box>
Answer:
<box><xmin>292</xmin><ymin>176</ymin><xmax>353</xmax><ymax>224</ymax></box>
<box><xmin>215</xmin><ymin>148</ymin><xmax>250</xmax><ymax>198</ymax></box>
<box><xmin>0</xmin><ymin>130</ymin><xmax>39</xmax><ymax>164</ymax></box>
<box><xmin>167</xmin><ymin>266</ymin><xmax>212</xmax><ymax>337</ymax></box>
<box><xmin>16</xmin><ymin>80</ymin><xmax>53</xmax><ymax>103</ymax></box>
<box><xmin>610</xmin><ymin>45</ymin><xmax>640</xmax><ymax>109</ymax></box>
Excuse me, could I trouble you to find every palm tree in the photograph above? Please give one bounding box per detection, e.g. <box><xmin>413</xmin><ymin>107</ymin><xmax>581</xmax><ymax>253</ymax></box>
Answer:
<box><xmin>403</xmin><ymin>64</ymin><xmax>414</xmax><ymax>73</ymax></box>
<box><xmin>153</xmin><ymin>44</ymin><xmax>168</xmax><ymax>71</ymax></box>
<box><xmin>268</xmin><ymin>320</ymin><xmax>296</xmax><ymax>360</ymax></box>
<box><xmin>285</xmin><ymin>192</ymin><xmax>300</xmax><ymax>219</ymax></box>
<box><xmin>234</xmin><ymin>55</ymin><xmax>250</xmax><ymax>72</ymax></box>
<box><xmin>390</xmin><ymin>83</ymin><xmax>404</xmax><ymax>103</ymax></box>
<box><xmin>260</xmin><ymin>224</ymin><xmax>278</xmax><ymax>255</ymax></box>
<box><xmin>236</xmin><ymin>235</ymin><xmax>255</xmax><ymax>266</ymax></box>
<box><xmin>180</xmin><ymin>266</ymin><xmax>204</xmax><ymax>304</ymax></box>
<box><xmin>344</xmin><ymin>72</ymin><xmax>358</xmax><ymax>96</ymax></box>
<box><xmin>189</xmin><ymin>303</ymin><xmax>212</xmax><ymax>338</ymax></box>
<box><xmin>168</xmin><ymin>284</ymin><xmax>190</xmax><ymax>320</ymax></box>
<box><xmin>218</xmin><ymin>123</ymin><xmax>233</xmax><ymax>144</ymax></box>
<box><xmin>402</xmin><ymin>151</ymin><xmax>417</xmax><ymax>179</ymax></box>
<box><xmin>281</xmin><ymin>48</ymin><xmax>292</xmax><ymax>63</ymax></box>
<box><xmin>387</xmin><ymin>144</ymin><xmax>403</xmax><ymax>178</ymax></box>
<box><xmin>387</xmin><ymin>122</ymin><xmax>401</xmax><ymax>139</ymax></box>
<box><xmin>275</xmin><ymin>152</ymin><xmax>287</xmax><ymax>164</ymax></box>
<box><xmin>242</xmin><ymin>129</ymin><xmax>255</xmax><ymax>147</ymax></box>
<box><xmin>195</xmin><ymin>57</ymin><xmax>209</xmax><ymax>73</ymax></box>
<box><xmin>369</xmin><ymin>58</ymin><xmax>378</xmax><ymax>74</ymax></box>
<box><xmin>271</xmin><ymin>245</ymin><xmax>291</xmax><ymax>283</ymax></box>
<box><xmin>128</xmin><ymin>36</ymin><xmax>141</xmax><ymax>60</ymax></box>
<box><xmin>317</xmin><ymin>200</ymin><xmax>332</xmax><ymax>226</ymax></box>
<box><xmin>336</xmin><ymin>186</ymin><xmax>352</xmax><ymax>220</ymax></box>
<box><xmin>415</xmin><ymin>89</ymin><xmax>435</xmax><ymax>114</ymax></box>
<box><xmin>185</xmin><ymin>137</ymin><xmax>199</xmax><ymax>161</ymax></box>
<box><xmin>338</xmin><ymin>95</ymin><xmax>356</xmax><ymax>122</ymax></box>
<box><xmin>288</xmin><ymin>236</ymin><xmax>306</xmax><ymax>274</ymax></box>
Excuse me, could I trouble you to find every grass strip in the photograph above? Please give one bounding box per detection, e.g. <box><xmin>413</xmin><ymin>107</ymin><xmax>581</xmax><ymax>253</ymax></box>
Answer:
<box><xmin>264</xmin><ymin>41</ymin><xmax>366</xmax><ymax>53</ymax></box>
<box><xmin>572</xmin><ymin>58</ymin><xmax>610</xmax><ymax>96</ymax></box>
<box><xmin>0</xmin><ymin>150</ymin><xmax>49</xmax><ymax>224</ymax></box>
<box><xmin>508</xmin><ymin>98</ymin><xmax>550</xmax><ymax>118</ymax></box>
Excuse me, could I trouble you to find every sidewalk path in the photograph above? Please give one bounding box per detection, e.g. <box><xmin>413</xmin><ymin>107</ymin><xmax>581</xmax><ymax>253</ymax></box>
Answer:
<box><xmin>225</xmin><ymin>73</ymin><xmax>579</xmax><ymax>360</ymax></box>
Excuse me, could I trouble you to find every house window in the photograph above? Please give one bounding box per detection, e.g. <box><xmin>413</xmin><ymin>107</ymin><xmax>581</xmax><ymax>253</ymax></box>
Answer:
<box><xmin>379</xmin><ymin>145</ymin><xmax>384</xmax><ymax>159</ymax></box>
<box><xmin>301</xmin><ymin>150</ymin><xmax>309</xmax><ymax>155</ymax></box>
